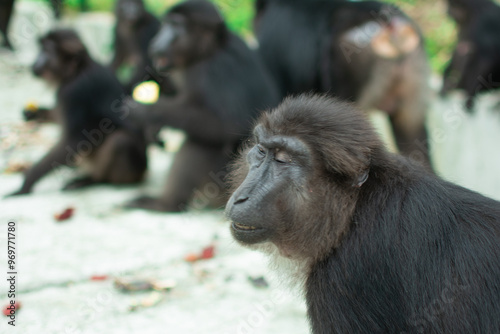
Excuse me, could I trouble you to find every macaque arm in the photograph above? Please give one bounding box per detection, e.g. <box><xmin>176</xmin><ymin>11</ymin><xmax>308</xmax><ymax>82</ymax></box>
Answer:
<box><xmin>134</xmin><ymin>96</ymin><xmax>230</xmax><ymax>145</ymax></box>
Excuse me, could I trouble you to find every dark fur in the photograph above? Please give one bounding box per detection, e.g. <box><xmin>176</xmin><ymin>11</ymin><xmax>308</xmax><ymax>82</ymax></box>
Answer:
<box><xmin>255</xmin><ymin>0</ymin><xmax>432</xmax><ymax>171</ymax></box>
<box><xmin>125</xmin><ymin>0</ymin><xmax>280</xmax><ymax>212</ymax></box>
<box><xmin>0</xmin><ymin>0</ymin><xmax>14</xmax><ymax>49</ymax></box>
<box><xmin>7</xmin><ymin>29</ymin><xmax>147</xmax><ymax>196</ymax></box>
<box><xmin>441</xmin><ymin>0</ymin><xmax>500</xmax><ymax>111</ymax></box>
<box><xmin>110</xmin><ymin>0</ymin><xmax>161</xmax><ymax>94</ymax></box>
<box><xmin>226</xmin><ymin>94</ymin><xmax>500</xmax><ymax>333</ymax></box>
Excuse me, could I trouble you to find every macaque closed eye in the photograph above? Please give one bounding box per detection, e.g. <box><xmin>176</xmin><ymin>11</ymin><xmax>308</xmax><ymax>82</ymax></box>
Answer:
<box><xmin>274</xmin><ymin>149</ymin><xmax>290</xmax><ymax>163</ymax></box>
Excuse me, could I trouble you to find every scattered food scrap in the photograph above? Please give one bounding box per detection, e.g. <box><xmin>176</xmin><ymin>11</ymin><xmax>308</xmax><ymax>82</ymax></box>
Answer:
<box><xmin>114</xmin><ymin>278</ymin><xmax>154</xmax><ymax>292</ymax></box>
<box><xmin>0</xmin><ymin>123</ymin><xmax>51</xmax><ymax>152</ymax></box>
<box><xmin>129</xmin><ymin>292</ymin><xmax>165</xmax><ymax>312</ymax></box>
<box><xmin>25</xmin><ymin>101</ymin><xmax>38</xmax><ymax>111</ymax></box>
<box><xmin>184</xmin><ymin>253</ymin><xmax>199</xmax><ymax>262</ymax></box>
<box><xmin>248</xmin><ymin>276</ymin><xmax>269</xmax><ymax>289</ymax></box>
<box><xmin>184</xmin><ymin>244</ymin><xmax>215</xmax><ymax>262</ymax></box>
<box><xmin>132</xmin><ymin>81</ymin><xmax>160</xmax><ymax>104</ymax></box>
<box><xmin>201</xmin><ymin>245</ymin><xmax>215</xmax><ymax>259</ymax></box>
<box><xmin>54</xmin><ymin>207</ymin><xmax>75</xmax><ymax>222</ymax></box>
<box><xmin>4</xmin><ymin>161</ymin><xmax>30</xmax><ymax>174</ymax></box>
<box><xmin>2</xmin><ymin>301</ymin><xmax>21</xmax><ymax>316</ymax></box>
<box><xmin>152</xmin><ymin>280</ymin><xmax>177</xmax><ymax>291</ymax></box>
<box><xmin>114</xmin><ymin>277</ymin><xmax>176</xmax><ymax>293</ymax></box>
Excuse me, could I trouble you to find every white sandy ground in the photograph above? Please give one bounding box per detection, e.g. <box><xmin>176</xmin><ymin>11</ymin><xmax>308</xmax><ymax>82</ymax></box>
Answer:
<box><xmin>1</xmin><ymin>2</ymin><xmax>500</xmax><ymax>334</ymax></box>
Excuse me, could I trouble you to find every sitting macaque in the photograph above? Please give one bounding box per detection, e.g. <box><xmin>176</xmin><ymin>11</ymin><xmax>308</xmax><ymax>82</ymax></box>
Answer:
<box><xmin>6</xmin><ymin>29</ymin><xmax>148</xmax><ymax>196</ymax></box>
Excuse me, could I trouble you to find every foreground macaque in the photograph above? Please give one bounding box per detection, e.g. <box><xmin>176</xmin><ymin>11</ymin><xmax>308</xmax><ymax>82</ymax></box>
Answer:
<box><xmin>226</xmin><ymin>95</ymin><xmax>500</xmax><ymax>334</ymax></box>
<box><xmin>7</xmin><ymin>29</ymin><xmax>147</xmax><ymax>196</ymax></box>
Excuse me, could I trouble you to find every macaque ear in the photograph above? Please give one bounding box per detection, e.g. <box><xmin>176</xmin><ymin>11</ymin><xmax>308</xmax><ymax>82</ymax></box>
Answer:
<box><xmin>353</xmin><ymin>169</ymin><xmax>369</xmax><ymax>188</ymax></box>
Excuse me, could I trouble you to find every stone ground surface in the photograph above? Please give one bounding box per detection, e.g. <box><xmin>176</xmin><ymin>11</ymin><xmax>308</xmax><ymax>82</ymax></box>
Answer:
<box><xmin>1</xmin><ymin>2</ymin><xmax>500</xmax><ymax>334</ymax></box>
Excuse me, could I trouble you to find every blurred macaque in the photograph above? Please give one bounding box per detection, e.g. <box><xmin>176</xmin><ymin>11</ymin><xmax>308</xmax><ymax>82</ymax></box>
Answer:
<box><xmin>442</xmin><ymin>0</ymin><xmax>500</xmax><ymax>111</ymax></box>
<box><xmin>110</xmin><ymin>0</ymin><xmax>161</xmax><ymax>94</ymax></box>
<box><xmin>7</xmin><ymin>29</ymin><xmax>147</xmax><ymax>197</ymax></box>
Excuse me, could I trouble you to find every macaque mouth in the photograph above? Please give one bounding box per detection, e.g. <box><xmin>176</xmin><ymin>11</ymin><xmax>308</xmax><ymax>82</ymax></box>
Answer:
<box><xmin>232</xmin><ymin>222</ymin><xmax>262</xmax><ymax>231</ymax></box>
<box><xmin>231</xmin><ymin>221</ymin><xmax>268</xmax><ymax>244</ymax></box>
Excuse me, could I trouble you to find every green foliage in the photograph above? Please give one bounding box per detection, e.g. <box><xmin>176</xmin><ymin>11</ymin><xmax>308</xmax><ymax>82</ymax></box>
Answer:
<box><xmin>64</xmin><ymin>0</ymin><xmax>112</xmax><ymax>11</ymax></box>
<box><xmin>424</xmin><ymin>16</ymin><xmax>456</xmax><ymax>73</ymax></box>
<box><xmin>216</xmin><ymin>0</ymin><xmax>254</xmax><ymax>37</ymax></box>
